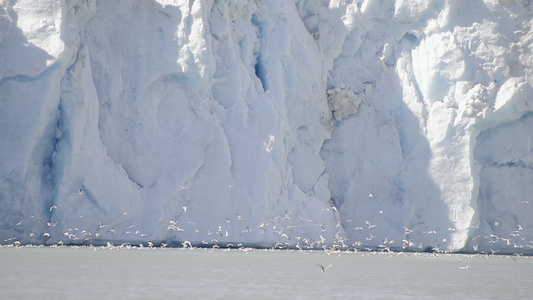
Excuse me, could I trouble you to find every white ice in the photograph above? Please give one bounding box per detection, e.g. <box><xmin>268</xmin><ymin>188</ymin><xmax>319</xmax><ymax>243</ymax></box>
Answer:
<box><xmin>1</xmin><ymin>0</ymin><xmax>532</xmax><ymax>254</ymax></box>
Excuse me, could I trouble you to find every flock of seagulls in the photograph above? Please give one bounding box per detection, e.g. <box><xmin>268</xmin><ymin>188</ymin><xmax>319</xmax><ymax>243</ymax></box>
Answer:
<box><xmin>5</xmin><ymin>206</ymin><xmax>532</xmax><ymax>275</ymax></box>
<box><xmin>4</xmin><ymin>192</ymin><xmax>532</xmax><ymax>279</ymax></box>
<box><xmin>3</xmin><ymin>188</ymin><xmax>533</xmax><ymax>261</ymax></box>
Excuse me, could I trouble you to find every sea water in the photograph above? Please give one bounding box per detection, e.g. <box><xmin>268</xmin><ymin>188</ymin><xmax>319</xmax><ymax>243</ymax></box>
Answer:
<box><xmin>1</xmin><ymin>246</ymin><xmax>532</xmax><ymax>299</ymax></box>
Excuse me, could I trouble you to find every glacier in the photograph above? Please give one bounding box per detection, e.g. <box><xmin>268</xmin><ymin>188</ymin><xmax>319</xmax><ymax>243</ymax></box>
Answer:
<box><xmin>1</xmin><ymin>0</ymin><xmax>532</xmax><ymax>254</ymax></box>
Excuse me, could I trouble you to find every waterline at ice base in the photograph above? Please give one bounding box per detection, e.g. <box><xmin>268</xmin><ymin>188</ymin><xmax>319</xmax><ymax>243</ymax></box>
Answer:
<box><xmin>1</xmin><ymin>0</ymin><xmax>533</xmax><ymax>255</ymax></box>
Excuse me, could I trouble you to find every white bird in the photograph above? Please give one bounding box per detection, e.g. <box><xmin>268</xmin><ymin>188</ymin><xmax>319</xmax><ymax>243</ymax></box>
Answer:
<box><xmin>168</xmin><ymin>225</ymin><xmax>184</xmax><ymax>231</ymax></box>
<box><xmin>182</xmin><ymin>206</ymin><xmax>187</xmax><ymax>212</ymax></box>
<box><xmin>459</xmin><ymin>265</ymin><xmax>469</xmax><ymax>270</ymax></box>
<box><xmin>316</xmin><ymin>263</ymin><xmax>332</xmax><ymax>272</ymax></box>
<box><xmin>282</xmin><ymin>212</ymin><xmax>292</xmax><ymax>220</ymax></box>
<box><xmin>366</xmin><ymin>221</ymin><xmax>377</xmax><ymax>228</ymax></box>
<box><xmin>78</xmin><ymin>189</ymin><xmax>85</xmax><ymax>195</ymax></box>
<box><xmin>98</xmin><ymin>220</ymin><xmax>106</xmax><ymax>228</ymax></box>
<box><xmin>49</xmin><ymin>205</ymin><xmax>58</xmax><ymax>211</ymax></box>
<box><xmin>368</xmin><ymin>193</ymin><xmax>374</xmax><ymax>198</ymax></box>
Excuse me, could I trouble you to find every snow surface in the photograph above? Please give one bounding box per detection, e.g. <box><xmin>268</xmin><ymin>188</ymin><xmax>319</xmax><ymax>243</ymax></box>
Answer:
<box><xmin>1</xmin><ymin>0</ymin><xmax>533</xmax><ymax>254</ymax></box>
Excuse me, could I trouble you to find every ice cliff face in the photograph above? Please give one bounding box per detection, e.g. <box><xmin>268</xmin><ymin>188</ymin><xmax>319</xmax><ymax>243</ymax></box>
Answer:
<box><xmin>1</xmin><ymin>0</ymin><xmax>532</xmax><ymax>254</ymax></box>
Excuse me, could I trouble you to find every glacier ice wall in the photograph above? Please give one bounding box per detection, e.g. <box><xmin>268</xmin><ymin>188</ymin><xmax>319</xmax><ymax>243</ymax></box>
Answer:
<box><xmin>1</xmin><ymin>0</ymin><xmax>532</xmax><ymax>254</ymax></box>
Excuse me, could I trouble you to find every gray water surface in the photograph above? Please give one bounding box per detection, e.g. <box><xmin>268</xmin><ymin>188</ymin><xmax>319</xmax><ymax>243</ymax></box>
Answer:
<box><xmin>1</xmin><ymin>246</ymin><xmax>532</xmax><ymax>299</ymax></box>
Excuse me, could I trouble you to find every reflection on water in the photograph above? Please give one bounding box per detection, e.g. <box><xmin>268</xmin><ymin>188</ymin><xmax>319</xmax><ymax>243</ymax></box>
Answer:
<box><xmin>1</xmin><ymin>245</ymin><xmax>532</xmax><ymax>299</ymax></box>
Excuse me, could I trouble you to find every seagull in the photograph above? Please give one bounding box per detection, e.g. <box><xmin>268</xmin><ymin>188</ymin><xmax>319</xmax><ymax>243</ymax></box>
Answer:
<box><xmin>168</xmin><ymin>225</ymin><xmax>184</xmax><ymax>231</ymax></box>
<box><xmin>49</xmin><ymin>205</ymin><xmax>58</xmax><ymax>211</ymax></box>
<box><xmin>78</xmin><ymin>189</ymin><xmax>85</xmax><ymax>195</ymax></box>
<box><xmin>368</xmin><ymin>193</ymin><xmax>374</xmax><ymax>198</ymax></box>
<box><xmin>316</xmin><ymin>263</ymin><xmax>332</xmax><ymax>272</ymax></box>
<box><xmin>366</xmin><ymin>221</ymin><xmax>377</xmax><ymax>228</ymax></box>
<box><xmin>459</xmin><ymin>265</ymin><xmax>469</xmax><ymax>270</ymax></box>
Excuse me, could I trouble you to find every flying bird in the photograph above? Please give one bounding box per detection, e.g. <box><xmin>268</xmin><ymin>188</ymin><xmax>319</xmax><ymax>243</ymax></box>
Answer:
<box><xmin>316</xmin><ymin>263</ymin><xmax>332</xmax><ymax>272</ymax></box>
<box><xmin>366</xmin><ymin>220</ymin><xmax>377</xmax><ymax>228</ymax></box>
<box><xmin>403</xmin><ymin>226</ymin><xmax>413</xmax><ymax>234</ymax></box>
